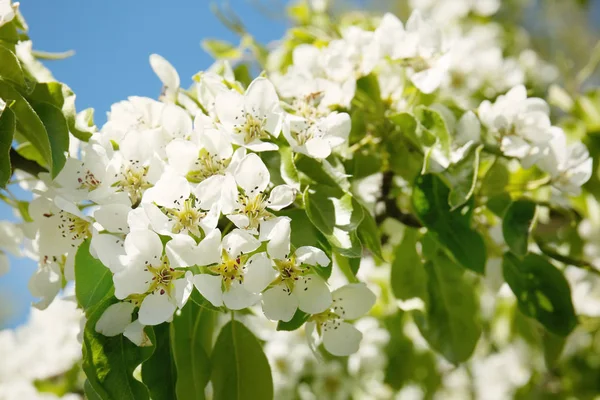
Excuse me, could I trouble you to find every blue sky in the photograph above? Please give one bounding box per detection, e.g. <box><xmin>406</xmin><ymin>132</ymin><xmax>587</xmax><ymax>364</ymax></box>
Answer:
<box><xmin>0</xmin><ymin>0</ymin><xmax>287</xmax><ymax>328</ymax></box>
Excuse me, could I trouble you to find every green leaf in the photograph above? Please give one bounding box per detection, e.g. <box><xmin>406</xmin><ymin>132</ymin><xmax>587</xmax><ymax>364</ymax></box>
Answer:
<box><xmin>415</xmin><ymin>106</ymin><xmax>451</xmax><ymax>166</ymax></box>
<box><xmin>170</xmin><ymin>300</ymin><xmax>213</xmax><ymax>400</ymax></box>
<box><xmin>415</xmin><ymin>236</ymin><xmax>482</xmax><ymax>364</ymax></box>
<box><xmin>0</xmin><ymin>80</ymin><xmax>52</xmax><ymax>167</ymax></box>
<box><xmin>202</xmin><ymin>39</ymin><xmax>242</xmax><ymax>59</ymax></box>
<box><xmin>31</xmin><ymin>102</ymin><xmax>69</xmax><ymax>178</ymax></box>
<box><xmin>334</xmin><ymin>251</ymin><xmax>360</xmax><ymax>283</ymax></box>
<box><xmin>0</xmin><ymin>107</ymin><xmax>15</xmax><ymax>187</ymax></box>
<box><xmin>357</xmin><ymin>207</ymin><xmax>384</xmax><ymax>261</ymax></box>
<box><xmin>29</xmin><ymin>82</ymin><xmax>94</xmax><ymax>141</ymax></box>
<box><xmin>444</xmin><ymin>144</ymin><xmax>483</xmax><ymax>210</ymax></box>
<box><xmin>279</xmin><ymin>146</ymin><xmax>300</xmax><ymax>188</ymax></box>
<box><xmin>0</xmin><ymin>43</ymin><xmax>25</xmax><ymax>87</ymax></box>
<box><xmin>502</xmin><ymin>252</ymin><xmax>577</xmax><ymax>337</ymax></box>
<box><xmin>142</xmin><ymin>323</ymin><xmax>177</xmax><ymax>400</ymax></box>
<box><xmin>412</xmin><ymin>174</ymin><xmax>486</xmax><ymax>274</ymax></box>
<box><xmin>295</xmin><ymin>154</ymin><xmax>350</xmax><ymax>191</ymax></box>
<box><xmin>211</xmin><ymin>320</ymin><xmax>273</xmax><ymax>400</ymax></box>
<box><xmin>276</xmin><ymin>309</ymin><xmax>309</xmax><ymax>331</ymax></box>
<box><xmin>83</xmin><ymin>297</ymin><xmax>154</xmax><ymax>400</ymax></box>
<box><xmin>391</xmin><ymin>228</ymin><xmax>427</xmax><ymax>302</ymax></box>
<box><xmin>503</xmin><ymin>199</ymin><xmax>537</xmax><ymax>257</ymax></box>
<box><xmin>304</xmin><ymin>185</ymin><xmax>364</xmax><ymax>257</ymax></box>
<box><xmin>75</xmin><ymin>239</ymin><xmax>114</xmax><ymax>314</ymax></box>
<box><xmin>84</xmin><ymin>380</ymin><xmax>103</xmax><ymax>400</ymax></box>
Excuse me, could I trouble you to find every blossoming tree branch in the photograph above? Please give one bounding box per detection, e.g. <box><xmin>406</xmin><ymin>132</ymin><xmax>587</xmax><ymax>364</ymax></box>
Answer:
<box><xmin>1</xmin><ymin>0</ymin><xmax>600</xmax><ymax>399</ymax></box>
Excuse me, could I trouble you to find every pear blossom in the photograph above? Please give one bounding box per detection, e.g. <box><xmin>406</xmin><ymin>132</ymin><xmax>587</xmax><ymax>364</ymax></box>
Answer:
<box><xmin>535</xmin><ymin>127</ymin><xmax>593</xmax><ymax>195</ymax></box>
<box><xmin>225</xmin><ymin>153</ymin><xmax>295</xmax><ymax>233</ymax></box>
<box><xmin>139</xmin><ymin>170</ymin><xmax>220</xmax><ymax>237</ymax></box>
<box><xmin>261</xmin><ymin>245</ymin><xmax>333</xmax><ymax>322</ymax></box>
<box><xmin>149</xmin><ymin>53</ymin><xmax>180</xmax><ymax>102</ymax></box>
<box><xmin>283</xmin><ymin>111</ymin><xmax>351</xmax><ymax>159</ymax></box>
<box><xmin>112</xmin><ymin>229</ymin><xmax>195</xmax><ymax>326</ymax></box>
<box><xmin>306</xmin><ymin>283</ymin><xmax>376</xmax><ymax>356</ymax></box>
<box><xmin>192</xmin><ymin>229</ymin><xmax>276</xmax><ymax>310</ymax></box>
<box><xmin>0</xmin><ymin>0</ymin><xmax>16</xmax><ymax>28</ymax></box>
<box><xmin>478</xmin><ymin>85</ymin><xmax>553</xmax><ymax>166</ymax></box>
<box><xmin>215</xmin><ymin>77</ymin><xmax>283</xmax><ymax>151</ymax></box>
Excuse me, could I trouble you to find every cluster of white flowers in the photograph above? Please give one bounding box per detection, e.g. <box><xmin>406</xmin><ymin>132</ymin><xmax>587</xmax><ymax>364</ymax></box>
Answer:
<box><xmin>18</xmin><ymin>50</ymin><xmax>375</xmax><ymax>354</ymax></box>
<box><xmin>0</xmin><ymin>294</ymin><xmax>83</xmax><ymax>400</ymax></box>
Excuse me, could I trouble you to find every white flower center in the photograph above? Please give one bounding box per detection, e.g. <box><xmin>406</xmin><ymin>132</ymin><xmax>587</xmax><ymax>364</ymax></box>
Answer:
<box><xmin>144</xmin><ymin>256</ymin><xmax>184</xmax><ymax>296</ymax></box>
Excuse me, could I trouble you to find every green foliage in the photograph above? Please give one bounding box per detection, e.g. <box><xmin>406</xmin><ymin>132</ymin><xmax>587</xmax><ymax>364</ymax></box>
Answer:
<box><xmin>82</xmin><ymin>297</ymin><xmax>155</xmax><ymax>400</ymax></box>
<box><xmin>503</xmin><ymin>199</ymin><xmax>537</xmax><ymax>257</ymax></box>
<box><xmin>75</xmin><ymin>240</ymin><xmax>114</xmax><ymax>314</ymax></box>
<box><xmin>412</xmin><ymin>174</ymin><xmax>487</xmax><ymax>274</ymax></box>
<box><xmin>211</xmin><ymin>320</ymin><xmax>274</xmax><ymax>400</ymax></box>
<box><xmin>277</xmin><ymin>309</ymin><xmax>310</xmax><ymax>331</ymax></box>
<box><xmin>170</xmin><ymin>300</ymin><xmax>213</xmax><ymax>400</ymax></box>
<box><xmin>415</xmin><ymin>235</ymin><xmax>482</xmax><ymax>364</ymax></box>
<box><xmin>503</xmin><ymin>253</ymin><xmax>578</xmax><ymax>337</ymax></box>
<box><xmin>142</xmin><ymin>323</ymin><xmax>177</xmax><ymax>400</ymax></box>
<box><xmin>391</xmin><ymin>228</ymin><xmax>427</xmax><ymax>302</ymax></box>
<box><xmin>0</xmin><ymin>107</ymin><xmax>15</xmax><ymax>187</ymax></box>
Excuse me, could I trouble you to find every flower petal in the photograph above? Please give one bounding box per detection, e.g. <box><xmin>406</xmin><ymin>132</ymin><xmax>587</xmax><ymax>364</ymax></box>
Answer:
<box><xmin>322</xmin><ymin>321</ymin><xmax>362</xmax><ymax>356</ymax></box>
<box><xmin>262</xmin><ymin>284</ymin><xmax>298</xmax><ymax>322</ymax></box>
<box><xmin>138</xmin><ymin>292</ymin><xmax>177</xmax><ymax>326</ymax></box>
<box><xmin>243</xmin><ymin>252</ymin><xmax>276</xmax><ymax>293</ymax></box>
<box><xmin>234</xmin><ymin>153</ymin><xmax>270</xmax><ymax>195</ymax></box>
<box><xmin>267</xmin><ymin>185</ymin><xmax>295</xmax><ymax>211</ymax></box>
<box><xmin>124</xmin><ymin>320</ymin><xmax>153</xmax><ymax>347</ymax></box>
<box><xmin>222</xmin><ymin>228</ymin><xmax>260</xmax><ymax>257</ymax></box>
<box><xmin>295</xmin><ymin>246</ymin><xmax>330</xmax><ymax>266</ymax></box>
<box><xmin>331</xmin><ymin>283</ymin><xmax>376</xmax><ymax>320</ymax></box>
<box><xmin>294</xmin><ymin>274</ymin><xmax>332</xmax><ymax>314</ymax></box>
<box><xmin>193</xmin><ymin>274</ymin><xmax>223</xmax><ymax>307</ymax></box>
<box><xmin>222</xmin><ymin>281</ymin><xmax>260</xmax><ymax>310</ymax></box>
<box><xmin>95</xmin><ymin>302</ymin><xmax>135</xmax><ymax>336</ymax></box>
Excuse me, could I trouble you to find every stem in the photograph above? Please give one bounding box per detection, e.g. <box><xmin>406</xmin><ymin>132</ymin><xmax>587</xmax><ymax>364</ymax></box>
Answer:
<box><xmin>535</xmin><ymin>238</ymin><xmax>600</xmax><ymax>277</ymax></box>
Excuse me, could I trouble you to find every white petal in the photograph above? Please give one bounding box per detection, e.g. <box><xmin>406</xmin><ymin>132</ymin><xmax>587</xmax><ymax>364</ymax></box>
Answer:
<box><xmin>161</xmin><ymin>103</ymin><xmax>192</xmax><ymax>138</ymax></box>
<box><xmin>259</xmin><ymin>217</ymin><xmax>291</xmax><ymax>260</ymax></box>
<box><xmin>304</xmin><ymin>137</ymin><xmax>332</xmax><ymax>159</ymax></box>
<box><xmin>149</xmin><ymin>54</ymin><xmax>180</xmax><ymax>90</ymax></box>
<box><xmin>143</xmin><ymin>172</ymin><xmax>190</xmax><ymax>207</ymax></box>
<box><xmin>193</xmin><ymin>274</ymin><xmax>223</xmax><ymax>307</ymax></box>
<box><xmin>322</xmin><ymin>321</ymin><xmax>362</xmax><ymax>356</ymax></box>
<box><xmin>222</xmin><ymin>228</ymin><xmax>260</xmax><ymax>257</ymax></box>
<box><xmin>331</xmin><ymin>283</ymin><xmax>376</xmax><ymax>319</ymax></box>
<box><xmin>227</xmin><ymin>214</ymin><xmax>250</xmax><ymax>230</ymax></box>
<box><xmin>215</xmin><ymin>90</ymin><xmax>245</xmax><ymax>131</ymax></box>
<box><xmin>295</xmin><ymin>246</ymin><xmax>330</xmax><ymax>266</ymax></box>
<box><xmin>90</xmin><ymin>233</ymin><xmax>126</xmax><ymax>273</ymax></box>
<box><xmin>243</xmin><ymin>252</ymin><xmax>276</xmax><ymax>293</ymax></box>
<box><xmin>166</xmin><ymin>139</ymin><xmax>200</xmax><ymax>175</ymax></box>
<box><xmin>127</xmin><ymin>207</ymin><xmax>151</xmax><ymax>231</ymax></box>
<box><xmin>124</xmin><ymin>320</ymin><xmax>153</xmax><ymax>347</ymax></box>
<box><xmin>245</xmin><ymin>78</ymin><xmax>281</xmax><ymax>123</ymax></box>
<box><xmin>95</xmin><ymin>302</ymin><xmax>135</xmax><ymax>336</ymax></box>
<box><xmin>138</xmin><ymin>292</ymin><xmax>177</xmax><ymax>326</ymax></box>
<box><xmin>294</xmin><ymin>274</ymin><xmax>332</xmax><ymax>314</ymax></box>
<box><xmin>165</xmin><ymin>234</ymin><xmax>200</xmax><ymax>268</ymax></box>
<box><xmin>456</xmin><ymin>111</ymin><xmax>481</xmax><ymax>144</ymax></box>
<box><xmin>222</xmin><ymin>281</ymin><xmax>260</xmax><ymax>310</ymax></box>
<box><xmin>173</xmin><ymin>272</ymin><xmax>194</xmax><ymax>308</ymax></box>
<box><xmin>123</xmin><ymin>229</ymin><xmax>163</xmax><ymax>266</ymax></box>
<box><xmin>94</xmin><ymin>204</ymin><xmax>131</xmax><ymax>233</ymax></box>
<box><xmin>113</xmin><ymin>266</ymin><xmax>153</xmax><ymax>299</ymax></box>
<box><xmin>267</xmin><ymin>185</ymin><xmax>295</xmax><ymax>211</ymax></box>
<box><xmin>262</xmin><ymin>284</ymin><xmax>298</xmax><ymax>322</ymax></box>
<box><xmin>244</xmin><ymin>140</ymin><xmax>279</xmax><ymax>152</ymax></box>
<box><xmin>234</xmin><ymin>153</ymin><xmax>270</xmax><ymax>195</ymax></box>
<box><xmin>194</xmin><ymin>229</ymin><xmax>223</xmax><ymax>266</ymax></box>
